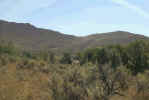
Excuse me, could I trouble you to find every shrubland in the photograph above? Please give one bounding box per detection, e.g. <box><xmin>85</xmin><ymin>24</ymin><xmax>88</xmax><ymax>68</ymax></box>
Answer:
<box><xmin>0</xmin><ymin>40</ymin><xmax>149</xmax><ymax>100</ymax></box>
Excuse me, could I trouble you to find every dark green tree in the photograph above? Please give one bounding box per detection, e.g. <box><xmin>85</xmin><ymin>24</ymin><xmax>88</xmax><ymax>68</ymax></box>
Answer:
<box><xmin>60</xmin><ymin>52</ymin><xmax>72</xmax><ymax>64</ymax></box>
<box><xmin>49</xmin><ymin>52</ymin><xmax>55</xmax><ymax>64</ymax></box>
<box><xmin>126</xmin><ymin>41</ymin><xmax>149</xmax><ymax>75</ymax></box>
<box><xmin>96</xmin><ymin>48</ymin><xmax>109</xmax><ymax>65</ymax></box>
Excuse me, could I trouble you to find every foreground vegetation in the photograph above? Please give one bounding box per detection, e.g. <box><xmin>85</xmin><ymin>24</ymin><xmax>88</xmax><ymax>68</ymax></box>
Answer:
<box><xmin>0</xmin><ymin>40</ymin><xmax>149</xmax><ymax>100</ymax></box>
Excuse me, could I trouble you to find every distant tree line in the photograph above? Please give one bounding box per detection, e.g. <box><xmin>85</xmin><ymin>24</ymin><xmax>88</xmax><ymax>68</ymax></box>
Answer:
<box><xmin>74</xmin><ymin>40</ymin><xmax>149</xmax><ymax>75</ymax></box>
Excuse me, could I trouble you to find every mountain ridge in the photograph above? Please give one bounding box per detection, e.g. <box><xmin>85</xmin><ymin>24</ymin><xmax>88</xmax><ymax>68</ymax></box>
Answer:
<box><xmin>0</xmin><ymin>20</ymin><xmax>148</xmax><ymax>52</ymax></box>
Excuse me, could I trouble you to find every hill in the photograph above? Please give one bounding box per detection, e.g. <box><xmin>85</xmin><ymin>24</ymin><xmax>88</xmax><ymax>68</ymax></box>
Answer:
<box><xmin>0</xmin><ymin>20</ymin><xmax>76</xmax><ymax>52</ymax></box>
<box><xmin>0</xmin><ymin>20</ymin><xmax>148</xmax><ymax>52</ymax></box>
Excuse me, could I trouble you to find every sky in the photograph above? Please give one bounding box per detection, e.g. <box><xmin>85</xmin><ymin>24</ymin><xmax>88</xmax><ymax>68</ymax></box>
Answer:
<box><xmin>0</xmin><ymin>0</ymin><xmax>149</xmax><ymax>36</ymax></box>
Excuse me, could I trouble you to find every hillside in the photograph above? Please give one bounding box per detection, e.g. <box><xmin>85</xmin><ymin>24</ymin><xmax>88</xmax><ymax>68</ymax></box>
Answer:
<box><xmin>0</xmin><ymin>20</ymin><xmax>148</xmax><ymax>52</ymax></box>
<box><xmin>0</xmin><ymin>20</ymin><xmax>76</xmax><ymax>51</ymax></box>
<box><xmin>76</xmin><ymin>31</ymin><xmax>147</xmax><ymax>50</ymax></box>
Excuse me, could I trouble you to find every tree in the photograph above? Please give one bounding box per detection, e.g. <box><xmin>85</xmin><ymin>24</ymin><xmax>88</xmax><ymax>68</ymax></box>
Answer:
<box><xmin>60</xmin><ymin>53</ymin><xmax>72</xmax><ymax>64</ymax></box>
<box><xmin>108</xmin><ymin>48</ymin><xmax>121</xmax><ymax>68</ymax></box>
<box><xmin>126</xmin><ymin>41</ymin><xmax>149</xmax><ymax>75</ymax></box>
<box><xmin>96</xmin><ymin>48</ymin><xmax>109</xmax><ymax>65</ymax></box>
<box><xmin>49</xmin><ymin>52</ymin><xmax>55</xmax><ymax>64</ymax></box>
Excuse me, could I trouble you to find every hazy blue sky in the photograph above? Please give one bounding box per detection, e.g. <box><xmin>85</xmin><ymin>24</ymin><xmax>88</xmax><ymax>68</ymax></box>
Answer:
<box><xmin>0</xmin><ymin>0</ymin><xmax>149</xmax><ymax>36</ymax></box>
